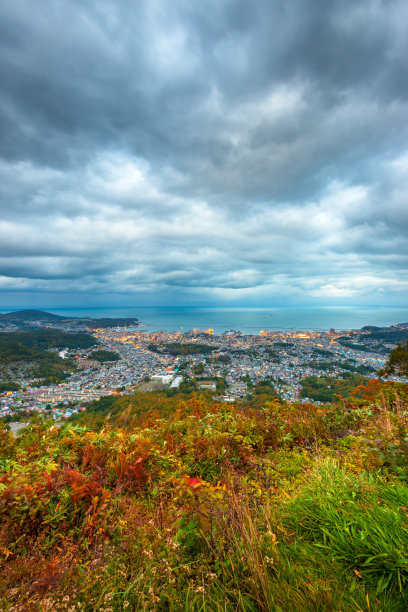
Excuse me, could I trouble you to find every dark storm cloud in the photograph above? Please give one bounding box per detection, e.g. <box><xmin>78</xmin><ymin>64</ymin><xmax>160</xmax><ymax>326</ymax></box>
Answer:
<box><xmin>0</xmin><ymin>0</ymin><xmax>407</xmax><ymax>305</ymax></box>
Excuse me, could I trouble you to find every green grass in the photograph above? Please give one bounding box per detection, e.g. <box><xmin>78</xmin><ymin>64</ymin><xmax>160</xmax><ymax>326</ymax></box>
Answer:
<box><xmin>284</xmin><ymin>464</ymin><xmax>408</xmax><ymax>597</ymax></box>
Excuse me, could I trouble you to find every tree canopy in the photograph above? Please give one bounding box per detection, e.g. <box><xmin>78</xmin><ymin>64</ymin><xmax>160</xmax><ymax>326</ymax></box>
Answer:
<box><xmin>379</xmin><ymin>340</ymin><xmax>408</xmax><ymax>378</ymax></box>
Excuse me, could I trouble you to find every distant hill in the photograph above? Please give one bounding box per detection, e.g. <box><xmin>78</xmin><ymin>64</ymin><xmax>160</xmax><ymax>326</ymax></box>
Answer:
<box><xmin>0</xmin><ymin>309</ymin><xmax>67</xmax><ymax>322</ymax></box>
<box><xmin>361</xmin><ymin>323</ymin><xmax>408</xmax><ymax>332</ymax></box>
<box><xmin>83</xmin><ymin>317</ymin><xmax>139</xmax><ymax>329</ymax></box>
<box><xmin>337</xmin><ymin>323</ymin><xmax>408</xmax><ymax>355</ymax></box>
<box><xmin>0</xmin><ymin>309</ymin><xmax>138</xmax><ymax>328</ymax></box>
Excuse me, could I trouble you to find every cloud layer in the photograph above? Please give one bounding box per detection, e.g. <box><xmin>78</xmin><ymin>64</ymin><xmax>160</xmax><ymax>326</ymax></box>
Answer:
<box><xmin>1</xmin><ymin>0</ymin><xmax>407</xmax><ymax>306</ymax></box>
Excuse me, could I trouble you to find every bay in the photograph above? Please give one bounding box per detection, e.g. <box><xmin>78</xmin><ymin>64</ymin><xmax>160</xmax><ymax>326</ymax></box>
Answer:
<box><xmin>9</xmin><ymin>305</ymin><xmax>408</xmax><ymax>335</ymax></box>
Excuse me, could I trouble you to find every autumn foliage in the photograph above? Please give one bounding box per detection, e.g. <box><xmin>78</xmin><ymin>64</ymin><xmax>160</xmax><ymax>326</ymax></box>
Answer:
<box><xmin>1</xmin><ymin>382</ymin><xmax>408</xmax><ymax>610</ymax></box>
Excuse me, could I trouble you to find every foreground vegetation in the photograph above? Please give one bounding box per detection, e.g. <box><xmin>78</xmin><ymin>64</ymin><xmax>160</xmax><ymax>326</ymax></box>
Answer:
<box><xmin>1</xmin><ymin>379</ymin><xmax>408</xmax><ymax>611</ymax></box>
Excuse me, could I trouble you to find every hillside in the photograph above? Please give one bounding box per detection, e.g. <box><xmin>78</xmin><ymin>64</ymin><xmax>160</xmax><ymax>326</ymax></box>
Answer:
<box><xmin>0</xmin><ymin>339</ymin><xmax>75</xmax><ymax>385</ymax></box>
<box><xmin>337</xmin><ymin>325</ymin><xmax>408</xmax><ymax>354</ymax></box>
<box><xmin>0</xmin><ymin>330</ymin><xmax>97</xmax><ymax>351</ymax></box>
<box><xmin>0</xmin><ymin>309</ymin><xmax>139</xmax><ymax>329</ymax></box>
<box><xmin>0</xmin><ymin>309</ymin><xmax>66</xmax><ymax>322</ymax></box>
<box><xmin>0</xmin><ymin>331</ymin><xmax>96</xmax><ymax>386</ymax></box>
<box><xmin>1</xmin><ymin>380</ymin><xmax>408</xmax><ymax>610</ymax></box>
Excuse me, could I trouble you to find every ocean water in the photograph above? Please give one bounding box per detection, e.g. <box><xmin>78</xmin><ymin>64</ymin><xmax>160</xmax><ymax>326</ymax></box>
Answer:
<box><xmin>7</xmin><ymin>306</ymin><xmax>408</xmax><ymax>335</ymax></box>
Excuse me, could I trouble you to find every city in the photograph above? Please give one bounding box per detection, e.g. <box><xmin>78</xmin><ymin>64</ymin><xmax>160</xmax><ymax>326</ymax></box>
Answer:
<box><xmin>2</xmin><ymin>321</ymin><xmax>405</xmax><ymax>422</ymax></box>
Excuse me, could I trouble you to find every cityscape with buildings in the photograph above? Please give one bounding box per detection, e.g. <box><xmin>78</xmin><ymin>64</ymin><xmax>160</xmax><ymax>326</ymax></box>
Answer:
<box><xmin>2</xmin><ymin>319</ymin><xmax>406</xmax><ymax>423</ymax></box>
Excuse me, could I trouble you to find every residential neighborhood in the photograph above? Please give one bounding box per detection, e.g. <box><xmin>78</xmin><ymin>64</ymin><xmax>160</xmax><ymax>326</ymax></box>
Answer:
<box><xmin>2</xmin><ymin>322</ymin><xmax>406</xmax><ymax>422</ymax></box>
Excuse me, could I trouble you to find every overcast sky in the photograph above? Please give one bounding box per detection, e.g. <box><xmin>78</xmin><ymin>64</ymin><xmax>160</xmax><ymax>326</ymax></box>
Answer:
<box><xmin>1</xmin><ymin>0</ymin><xmax>407</xmax><ymax>308</ymax></box>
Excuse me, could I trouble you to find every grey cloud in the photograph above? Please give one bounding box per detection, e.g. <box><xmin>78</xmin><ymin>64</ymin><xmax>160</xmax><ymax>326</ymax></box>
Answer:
<box><xmin>0</xmin><ymin>0</ymin><xmax>407</xmax><ymax>305</ymax></box>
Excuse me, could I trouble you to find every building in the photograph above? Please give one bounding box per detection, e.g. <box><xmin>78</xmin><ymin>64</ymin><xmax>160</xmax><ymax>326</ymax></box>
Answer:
<box><xmin>170</xmin><ymin>376</ymin><xmax>183</xmax><ymax>388</ymax></box>
<box><xmin>151</xmin><ymin>374</ymin><xmax>174</xmax><ymax>385</ymax></box>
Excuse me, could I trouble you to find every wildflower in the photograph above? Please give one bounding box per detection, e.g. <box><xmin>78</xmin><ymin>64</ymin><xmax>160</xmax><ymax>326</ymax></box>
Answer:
<box><xmin>265</xmin><ymin>556</ymin><xmax>274</xmax><ymax>565</ymax></box>
<box><xmin>195</xmin><ymin>586</ymin><xmax>205</xmax><ymax>594</ymax></box>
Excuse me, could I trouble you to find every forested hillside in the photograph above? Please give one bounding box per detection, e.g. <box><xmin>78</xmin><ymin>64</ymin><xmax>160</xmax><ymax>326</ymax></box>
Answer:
<box><xmin>0</xmin><ymin>330</ymin><xmax>98</xmax><ymax>387</ymax></box>
<box><xmin>0</xmin><ymin>337</ymin><xmax>78</xmax><ymax>386</ymax></box>
<box><xmin>0</xmin><ymin>330</ymin><xmax>97</xmax><ymax>350</ymax></box>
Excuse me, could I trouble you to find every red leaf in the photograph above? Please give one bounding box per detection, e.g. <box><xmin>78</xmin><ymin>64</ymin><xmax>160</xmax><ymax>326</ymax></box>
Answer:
<box><xmin>185</xmin><ymin>477</ymin><xmax>203</xmax><ymax>488</ymax></box>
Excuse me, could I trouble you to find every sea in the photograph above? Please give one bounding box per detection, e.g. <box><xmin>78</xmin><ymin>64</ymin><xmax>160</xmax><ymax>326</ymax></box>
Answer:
<box><xmin>6</xmin><ymin>306</ymin><xmax>408</xmax><ymax>335</ymax></box>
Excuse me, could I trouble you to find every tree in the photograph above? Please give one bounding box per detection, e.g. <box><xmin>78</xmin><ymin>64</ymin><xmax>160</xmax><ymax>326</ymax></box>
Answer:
<box><xmin>378</xmin><ymin>341</ymin><xmax>408</xmax><ymax>378</ymax></box>
<box><xmin>193</xmin><ymin>363</ymin><xmax>204</xmax><ymax>375</ymax></box>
